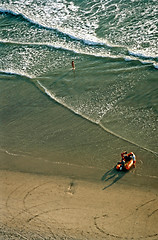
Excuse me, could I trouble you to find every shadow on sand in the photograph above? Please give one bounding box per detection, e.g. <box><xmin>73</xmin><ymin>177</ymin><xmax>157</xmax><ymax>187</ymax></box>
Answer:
<box><xmin>101</xmin><ymin>166</ymin><xmax>127</xmax><ymax>190</ymax></box>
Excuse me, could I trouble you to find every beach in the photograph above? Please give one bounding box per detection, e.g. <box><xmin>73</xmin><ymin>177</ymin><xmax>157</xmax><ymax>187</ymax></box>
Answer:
<box><xmin>0</xmin><ymin>0</ymin><xmax>158</xmax><ymax>239</ymax></box>
<box><xmin>0</xmin><ymin>77</ymin><xmax>158</xmax><ymax>239</ymax></box>
<box><xmin>0</xmin><ymin>98</ymin><xmax>158</xmax><ymax>240</ymax></box>
<box><xmin>0</xmin><ymin>78</ymin><xmax>158</xmax><ymax>239</ymax></box>
<box><xmin>0</xmin><ymin>169</ymin><xmax>158</xmax><ymax>240</ymax></box>
<box><xmin>0</xmin><ymin>94</ymin><xmax>158</xmax><ymax>239</ymax></box>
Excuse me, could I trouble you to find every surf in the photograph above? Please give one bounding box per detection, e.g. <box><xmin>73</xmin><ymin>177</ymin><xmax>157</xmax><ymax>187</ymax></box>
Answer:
<box><xmin>0</xmin><ymin>9</ymin><xmax>158</xmax><ymax>69</ymax></box>
<box><xmin>0</xmin><ymin>0</ymin><xmax>157</xmax><ymax>159</ymax></box>
<box><xmin>36</xmin><ymin>80</ymin><xmax>158</xmax><ymax>156</ymax></box>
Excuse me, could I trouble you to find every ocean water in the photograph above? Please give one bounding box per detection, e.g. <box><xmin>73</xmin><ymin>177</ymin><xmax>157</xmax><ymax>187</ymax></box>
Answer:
<box><xmin>0</xmin><ymin>0</ymin><xmax>158</xmax><ymax>181</ymax></box>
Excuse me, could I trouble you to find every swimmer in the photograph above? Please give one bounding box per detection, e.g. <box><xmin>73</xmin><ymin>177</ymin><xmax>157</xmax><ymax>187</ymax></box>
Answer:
<box><xmin>72</xmin><ymin>61</ymin><xmax>75</xmax><ymax>70</ymax></box>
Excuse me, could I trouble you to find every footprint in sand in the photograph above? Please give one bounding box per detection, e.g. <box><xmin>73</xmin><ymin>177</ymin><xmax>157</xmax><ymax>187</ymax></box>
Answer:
<box><xmin>67</xmin><ymin>182</ymin><xmax>75</xmax><ymax>195</ymax></box>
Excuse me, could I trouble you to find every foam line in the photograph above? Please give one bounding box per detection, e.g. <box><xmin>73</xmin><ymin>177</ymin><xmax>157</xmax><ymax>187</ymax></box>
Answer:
<box><xmin>99</xmin><ymin>123</ymin><xmax>158</xmax><ymax>156</ymax></box>
<box><xmin>0</xmin><ymin>39</ymin><xmax>119</xmax><ymax>59</ymax></box>
<box><xmin>36</xmin><ymin>80</ymin><xmax>158</xmax><ymax>156</ymax></box>
<box><xmin>128</xmin><ymin>50</ymin><xmax>157</xmax><ymax>61</ymax></box>
<box><xmin>0</xmin><ymin>148</ymin><xmax>30</xmax><ymax>157</ymax></box>
<box><xmin>0</xmin><ymin>38</ymin><xmax>125</xmax><ymax>60</ymax></box>
<box><xmin>0</xmin><ymin>9</ymin><xmax>108</xmax><ymax>46</ymax></box>
<box><xmin>0</xmin><ymin>39</ymin><xmax>156</xmax><ymax>69</ymax></box>
<box><xmin>0</xmin><ymin>69</ymin><xmax>33</xmax><ymax>78</ymax></box>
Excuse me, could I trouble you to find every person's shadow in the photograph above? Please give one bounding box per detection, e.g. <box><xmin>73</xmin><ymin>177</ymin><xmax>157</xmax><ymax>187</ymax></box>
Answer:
<box><xmin>101</xmin><ymin>166</ymin><xmax>127</xmax><ymax>190</ymax></box>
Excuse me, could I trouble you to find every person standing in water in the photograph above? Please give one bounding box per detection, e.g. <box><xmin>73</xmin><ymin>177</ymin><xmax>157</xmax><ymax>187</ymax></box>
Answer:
<box><xmin>72</xmin><ymin>61</ymin><xmax>75</xmax><ymax>70</ymax></box>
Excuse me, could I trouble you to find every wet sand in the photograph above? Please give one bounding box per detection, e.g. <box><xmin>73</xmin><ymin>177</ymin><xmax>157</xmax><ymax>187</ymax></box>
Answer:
<box><xmin>0</xmin><ymin>169</ymin><xmax>158</xmax><ymax>240</ymax></box>
<box><xmin>0</xmin><ymin>75</ymin><xmax>158</xmax><ymax>239</ymax></box>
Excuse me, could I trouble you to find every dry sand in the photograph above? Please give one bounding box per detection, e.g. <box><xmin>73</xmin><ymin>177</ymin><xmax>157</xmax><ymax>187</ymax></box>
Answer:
<box><xmin>0</xmin><ymin>170</ymin><xmax>158</xmax><ymax>240</ymax></box>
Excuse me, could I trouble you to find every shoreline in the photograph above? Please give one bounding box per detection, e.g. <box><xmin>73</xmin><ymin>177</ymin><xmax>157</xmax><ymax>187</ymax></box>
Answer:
<box><xmin>1</xmin><ymin>62</ymin><xmax>158</xmax><ymax>240</ymax></box>
<box><xmin>1</xmin><ymin>148</ymin><xmax>158</xmax><ymax>191</ymax></box>
<box><xmin>0</xmin><ymin>169</ymin><xmax>158</xmax><ymax>240</ymax></box>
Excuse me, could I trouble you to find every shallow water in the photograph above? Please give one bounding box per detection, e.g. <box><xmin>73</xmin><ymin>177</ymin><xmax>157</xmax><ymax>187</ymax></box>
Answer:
<box><xmin>0</xmin><ymin>0</ymin><xmax>158</xmax><ymax>182</ymax></box>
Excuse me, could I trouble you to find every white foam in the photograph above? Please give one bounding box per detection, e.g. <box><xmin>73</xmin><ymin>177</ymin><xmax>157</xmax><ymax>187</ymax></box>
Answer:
<box><xmin>0</xmin><ymin>69</ymin><xmax>33</xmax><ymax>78</ymax></box>
<box><xmin>0</xmin><ymin>38</ymin><xmax>122</xmax><ymax>60</ymax></box>
<box><xmin>153</xmin><ymin>64</ymin><xmax>158</xmax><ymax>69</ymax></box>
<box><xmin>129</xmin><ymin>50</ymin><xmax>157</xmax><ymax>60</ymax></box>
<box><xmin>1</xmin><ymin>4</ymin><xmax>157</xmax><ymax>69</ymax></box>
<box><xmin>0</xmin><ymin>148</ymin><xmax>30</xmax><ymax>157</ymax></box>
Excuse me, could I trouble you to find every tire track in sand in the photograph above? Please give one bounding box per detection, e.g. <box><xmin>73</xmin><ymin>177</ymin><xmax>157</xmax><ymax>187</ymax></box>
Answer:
<box><xmin>93</xmin><ymin>198</ymin><xmax>158</xmax><ymax>239</ymax></box>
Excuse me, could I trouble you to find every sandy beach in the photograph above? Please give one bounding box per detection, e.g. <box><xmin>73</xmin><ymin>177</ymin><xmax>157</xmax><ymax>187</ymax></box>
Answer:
<box><xmin>0</xmin><ymin>74</ymin><xmax>158</xmax><ymax>239</ymax></box>
<box><xmin>0</xmin><ymin>83</ymin><xmax>158</xmax><ymax>239</ymax></box>
<box><xmin>0</xmin><ymin>169</ymin><xmax>158</xmax><ymax>240</ymax></box>
<box><xmin>0</xmin><ymin>1</ymin><xmax>158</xmax><ymax>239</ymax></box>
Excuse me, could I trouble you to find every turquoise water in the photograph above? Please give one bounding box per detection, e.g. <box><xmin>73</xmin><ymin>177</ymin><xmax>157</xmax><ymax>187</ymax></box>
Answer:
<box><xmin>0</xmin><ymin>0</ymin><xmax>158</xmax><ymax>179</ymax></box>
